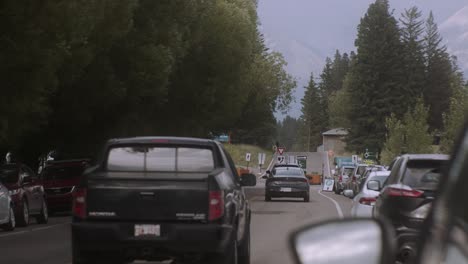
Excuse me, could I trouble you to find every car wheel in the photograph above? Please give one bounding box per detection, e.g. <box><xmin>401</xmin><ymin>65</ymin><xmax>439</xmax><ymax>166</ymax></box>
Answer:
<box><xmin>303</xmin><ymin>194</ymin><xmax>310</xmax><ymax>202</ymax></box>
<box><xmin>265</xmin><ymin>192</ymin><xmax>271</xmax><ymax>202</ymax></box>
<box><xmin>238</xmin><ymin>213</ymin><xmax>251</xmax><ymax>264</ymax></box>
<box><xmin>17</xmin><ymin>200</ymin><xmax>29</xmax><ymax>227</ymax></box>
<box><xmin>36</xmin><ymin>199</ymin><xmax>48</xmax><ymax>224</ymax></box>
<box><xmin>2</xmin><ymin>206</ymin><xmax>15</xmax><ymax>231</ymax></box>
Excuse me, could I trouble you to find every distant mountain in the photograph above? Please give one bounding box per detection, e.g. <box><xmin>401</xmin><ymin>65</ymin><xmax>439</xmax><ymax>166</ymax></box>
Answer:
<box><xmin>441</xmin><ymin>5</ymin><xmax>468</xmax><ymax>76</ymax></box>
<box><xmin>263</xmin><ymin>30</ymin><xmax>325</xmax><ymax>118</ymax></box>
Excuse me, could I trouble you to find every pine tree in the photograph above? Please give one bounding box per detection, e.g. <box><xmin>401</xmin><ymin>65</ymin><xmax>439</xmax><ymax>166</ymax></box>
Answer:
<box><xmin>346</xmin><ymin>0</ymin><xmax>407</xmax><ymax>154</ymax></box>
<box><xmin>424</xmin><ymin>11</ymin><xmax>454</xmax><ymax>131</ymax></box>
<box><xmin>400</xmin><ymin>7</ymin><xmax>426</xmax><ymax>101</ymax></box>
<box><xmin>300</xmin><ymin>74</ymin><xmax>326</xmax><ymax>151</ymax></box>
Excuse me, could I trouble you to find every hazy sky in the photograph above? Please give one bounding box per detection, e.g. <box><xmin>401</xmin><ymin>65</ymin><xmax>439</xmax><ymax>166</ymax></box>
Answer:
<box><xmin>258</xmin><ymin>0</ymin><xmax>468</xmax><ymax>119</ymax></box>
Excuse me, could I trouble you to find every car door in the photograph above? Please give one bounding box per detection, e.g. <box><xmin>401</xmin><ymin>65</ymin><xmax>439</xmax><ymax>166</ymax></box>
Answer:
<box><xmin>20</xmin><ymin>165</ymin><xmax>39</xmax><ymax>212</ymax></box>
<box><xmin>0</xmin><ymin>183</ymin><xmax>9</xmax><ymax>223</ymax></box>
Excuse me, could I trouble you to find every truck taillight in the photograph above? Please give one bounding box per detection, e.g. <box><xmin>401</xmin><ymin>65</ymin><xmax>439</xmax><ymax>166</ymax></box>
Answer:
<box><xmin>209</xmin><ymin>190</ymin><xmax>224</xmax><ymax>221</ymax></box>
<box><xmin>72</xmin><ymin>188</ymin><xmax>87</xmax><ymax>219</ymax></box>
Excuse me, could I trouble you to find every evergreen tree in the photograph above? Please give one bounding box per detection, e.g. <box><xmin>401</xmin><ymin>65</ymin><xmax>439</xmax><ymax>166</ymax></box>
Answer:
<box><xmin>400</xmin><ymin>7</ymin><xmax>426</xmax><ymax>101</ymax></box>
<box><xmin>424</xmin><ymin>11</ymin><xmax>454</xmax><ymax>131</ymax></box>
<box><xmin>346</xmin><ymin>0</ymin><xmax>407</xmax><ymax>154</ymax></box>
<box><xmin>300</xmin><ymin>74</ymin><xmax>326</xmax><ymax>151</ymax></box>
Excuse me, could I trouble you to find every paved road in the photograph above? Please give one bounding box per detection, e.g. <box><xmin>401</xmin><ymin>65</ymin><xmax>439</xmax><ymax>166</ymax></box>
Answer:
<box><xmin>0</xmin><ymin>186</ymin><xmax>352</xmax><ymax>264</ymax></box>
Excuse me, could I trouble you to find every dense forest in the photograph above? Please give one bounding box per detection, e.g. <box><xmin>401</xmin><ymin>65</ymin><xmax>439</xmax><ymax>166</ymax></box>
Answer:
<box><xmin>292</xmin><ymin>0</ymin><xmax>467</xmax><ymax>160</ymax></box>
<box><xmin>0</xmin><ymin>0</ymin><xmax>295</xmax><ymax>163</ymax></box>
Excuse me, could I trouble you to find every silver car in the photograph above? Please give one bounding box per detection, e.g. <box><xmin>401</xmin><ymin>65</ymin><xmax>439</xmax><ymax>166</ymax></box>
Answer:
<box><xmin>350</xmin><ymin>171</ymin><xmax>390</xmax><ymax>218</ymax></box>
<box><xmin>0</xmin><ymin>182</ymin><xmax>15</xmax><ymax>231</ymax></box>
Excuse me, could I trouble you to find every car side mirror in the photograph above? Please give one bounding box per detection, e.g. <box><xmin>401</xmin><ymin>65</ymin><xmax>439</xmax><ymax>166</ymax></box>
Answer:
<box><xmin>290</xmin><ymin>219</ymin><xmax>395</xmax><ymax>264</ymax></box>
<box><xmin>343</xmin><ymin>189</ymin><xmax>354</xmax><ymax>198</ymax></box>
<box><xmin>367</xmin><ymin>180</ymin><xmax>381</xmax><ymax>191</ymax></box>
<box><xmin>261</xmin><ymin>175</ymin><xmax>268</xmax><ymax>180</ymax></box>
<box><xmin>240</xmin><ymin>173</ymin><xmax>256</xmax><ymax>187</ymax></box>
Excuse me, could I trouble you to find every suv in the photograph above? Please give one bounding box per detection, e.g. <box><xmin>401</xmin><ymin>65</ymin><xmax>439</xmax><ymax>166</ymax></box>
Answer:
<box><xmin>71</xmin><ymin>137</ymin><xmax>256</xmax><ymax>264</ymax></box>
<box><xmin>373</xmin><ymin>154</ymin><xmax>448</xmax><ymax>262</ymax></box>
<box><xmin>334</xmin><ymin>165</ymin><xmax>355</xmax><ymax>194</ymax></box>
<box><xmin>345</xmin><ymin>164</ymin><xmax>368</xmax><ymax>195</ymax></box>
<box><xmin>0</xmin><ymin>163</ymin><xmax>48</xmax><ymax>226</ymax></box>
<box><xmin>41</xmin><ymin>159</ymin><xmax>90</xmax><ymax>213</ymax></box>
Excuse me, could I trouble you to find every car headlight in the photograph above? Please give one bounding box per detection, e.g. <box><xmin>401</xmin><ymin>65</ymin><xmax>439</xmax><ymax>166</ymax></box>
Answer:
<box><xmin>9</xmin><ymin>189</ymin><xmax>20</xmax><ymax>195</ymax></box>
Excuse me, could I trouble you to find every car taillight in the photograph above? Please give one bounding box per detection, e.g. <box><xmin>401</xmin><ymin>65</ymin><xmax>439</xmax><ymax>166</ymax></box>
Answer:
<box><xmin>359</xmin><ymin>197</ymin><xmax>377</xmax><ymax>206</ymax></box>
<box><xmin>72</xmin><ymin>188</ymin><xmax>87</xmax><ymax>219</ymax></box>
<box><xmin>208</xmin><ymin>190</ymin><xmax>224</xmax><ymax>221</ymax></box>
<box><xmin>339</xmin><ymin>176</ymin><xmax>343</xmax><ymax>182</ymax></box>
<box><xmin>385</xmin><ymin>187</ymin><xmax>424</xmax><ymax>198</ymax></box>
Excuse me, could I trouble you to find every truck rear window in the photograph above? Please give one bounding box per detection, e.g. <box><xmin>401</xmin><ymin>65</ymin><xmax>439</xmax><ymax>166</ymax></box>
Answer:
<box><xmin>107</xmin><ymin>146</ymin><xmax>215</xmax><ymax>172</ymax></box>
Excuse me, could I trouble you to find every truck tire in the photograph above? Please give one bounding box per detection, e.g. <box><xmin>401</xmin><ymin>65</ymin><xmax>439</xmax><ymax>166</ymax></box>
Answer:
<box><xmin>238</xmin><ymin>213</ymin><xmax>251</xmax><ymax>264</ymax></box>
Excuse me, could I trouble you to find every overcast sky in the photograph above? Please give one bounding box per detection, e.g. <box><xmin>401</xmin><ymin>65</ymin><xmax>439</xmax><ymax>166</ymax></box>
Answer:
<box><xmin>258</xmin><ymin>0</ymin><xmax>468</xmax><ymax>119</ymax></box>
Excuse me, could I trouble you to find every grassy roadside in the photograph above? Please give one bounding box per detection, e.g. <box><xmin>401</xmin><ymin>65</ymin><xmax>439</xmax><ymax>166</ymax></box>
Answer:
<box><xmin>223</xmin><ymin>144</ymin><xmax>273</xmax><ymax>168</ymax></box>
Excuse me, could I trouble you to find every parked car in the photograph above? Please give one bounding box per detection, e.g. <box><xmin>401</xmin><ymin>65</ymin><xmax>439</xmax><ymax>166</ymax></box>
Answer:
<box><xmin>264</xmin><ymin>167</ymin><xmax>310</xmax><ymax>202</ymax></box>
<box><xmin>41</xmin><ymin>159</ymin><xmax>90</xmax><ymax>213</ymax></box>
<box><xmin>333</xmin><ymin>165</ymin><xmax>355</xmax><ymax>194</ymax></box>
<box><xmin>0</xmin><ymin>163</ymin><xmax>48</xmax><ymax>226</ymax></box>
<box><xmin>349</xmin><ymin>170</ymin><xmax>390</xmax><ymax>217</ymax></box>
<box><xmin>289</xmin><ymin>122</ymin><xmax>468</xmax><ymax>264</ymax></box>
<box><xmin>0</xmin><ymin>182</ymin><xmax>15</xmax><ymax>231</ymax></box>
<box><xmin>344</xmin><ymin>164</ymin><xmax>368</xmax><ymax>194</ymax></box>
<box><xmin>373</xmin><ymin>154</ymin><xmax>449</xmax><ymax>262</ymax></box>
<box><xmin>71</xmin><ymin>137</ymin><xmax>256</xmax><ymax>264</ymax></box>
<box><xmin>348</xmin><ymin>165</ymin><xmax>387</xmax><ymax>197</ymax></box>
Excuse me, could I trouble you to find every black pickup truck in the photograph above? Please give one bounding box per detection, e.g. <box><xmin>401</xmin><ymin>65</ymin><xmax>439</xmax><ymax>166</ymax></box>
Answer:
<box><xmin>71</xmin><ymin>137</ymin><xmax>257</xmax><ymax>264</ymax></box>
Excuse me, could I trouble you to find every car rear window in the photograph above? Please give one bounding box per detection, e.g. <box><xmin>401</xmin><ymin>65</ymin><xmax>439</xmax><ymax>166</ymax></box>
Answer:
<box><xmin>402</xmin><ymin>160</ymin><xmax>445</xmax><ymax>190</ymax></box>
<box><xmin>42</xmin><ymin>165</ymin><xmax>85</xmax><ymax>180</ymax></box>
<box><xmin>0</xmin><ymin>164</ymin><xmax>19</xmax><ymax>184</ymax></box>
<box><xmin>107</xmin><ymin>146</ymin><xmax>215</xmax><ymax>172</ymax></box>
<box><xmin>273</xmin><ymin>168</ymin><xmax>304</xmax><ymax>176</ymax></box>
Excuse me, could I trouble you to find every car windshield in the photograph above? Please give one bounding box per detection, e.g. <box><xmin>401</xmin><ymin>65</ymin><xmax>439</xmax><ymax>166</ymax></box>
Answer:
<box><xmin>107</xmin><ymin>146</ymin><xmax>215</xmax><ymax>173</ymax></box>
<box><xmin>0</xmin><ymin>165</ymin><xmax>19</xmax><ymax>184</ymax></box>
<box><xmin>42</xmin><ymin>165</ymin><xmax>85</xmax><ymax>180</ymax></box>
<box><xmin>402</xmin><ymin>160</ymin><xmax>446</xmax><ymax>190</ymax></box>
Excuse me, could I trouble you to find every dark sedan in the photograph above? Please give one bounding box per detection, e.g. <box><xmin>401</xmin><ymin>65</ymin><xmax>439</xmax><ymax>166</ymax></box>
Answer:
<box><xmin>264</xmin><ymin>167</ymin><xmax>310</xmax><ymax>202</ymax></box>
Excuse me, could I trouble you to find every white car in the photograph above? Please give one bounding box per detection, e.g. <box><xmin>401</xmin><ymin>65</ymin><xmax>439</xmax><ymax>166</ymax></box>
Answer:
<box><xmin>0</xmin><ymin>182</ymin><xmax>15</xmax><ymax>231</ymax></box>
<box><xmin>350</xmin><ymin>170</ymin><xmax>390</xmax><ymax>218</ymax></box>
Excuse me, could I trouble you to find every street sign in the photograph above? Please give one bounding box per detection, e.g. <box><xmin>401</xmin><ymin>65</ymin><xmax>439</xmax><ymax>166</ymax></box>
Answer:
<box><xmin>322</xmin><ymin>179</ymin><xmax>334</xmax><ymax>192</ymax></box>
<box><xmin>245</xmin><ymin>153</ymin><xmax>251</xmax><ymax>162</ymax></box>
<box><xmin>277</xmin><ymin>156</ymin><xmax>285</xmax><ymax>164</ymax></box>
<box><xmin>258</xmin><ymin>153</ymin><xmax>266</xmax><ymax>165</ymax></box>
<box><xmin>277</xmin><ymin>147</ymin><xmax>285</xmax><ymax>155</ymax></box>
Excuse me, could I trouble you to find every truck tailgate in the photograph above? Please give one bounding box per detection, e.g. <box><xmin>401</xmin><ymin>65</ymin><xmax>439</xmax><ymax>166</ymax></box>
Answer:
<box><xmin>86</xmin><ymin>176</ymin><xmax>209</xmax><ymax>222</ymax></box>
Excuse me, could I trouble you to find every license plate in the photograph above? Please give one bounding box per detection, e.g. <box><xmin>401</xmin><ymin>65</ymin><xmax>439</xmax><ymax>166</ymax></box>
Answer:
<box><xmin>134</xmin><ymin>224</ymin><xmax>160</xmax><ymax>237</ymax></box>
<box><xmin>280</xmin><ymin>188</ymin><xmax>292</xmax><ymax>192</ymax></box>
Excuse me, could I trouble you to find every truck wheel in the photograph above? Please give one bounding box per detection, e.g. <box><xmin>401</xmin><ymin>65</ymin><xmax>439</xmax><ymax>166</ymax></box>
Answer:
<box><xmin>17</xmin><ymin>200</ymin><xmax>29</xmax><ymax>227</ymax></box>
<box><xmin>238</xmin><ymin>214</ymin><xmax>251</xmax><ymax>264</ymax></box>
<box><xmin>207</xmin><ymin>238</ymin><xmax>238</xmax><ymax>264</ymax></box>
<box><xmin>36</xmin><ymin>200</ymin><xmax>49</xmax><ymax>224</ymax></box>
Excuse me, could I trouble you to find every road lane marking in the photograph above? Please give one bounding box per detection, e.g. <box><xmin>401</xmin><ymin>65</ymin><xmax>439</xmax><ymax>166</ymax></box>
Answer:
<box><xmin>318</xmin><ymin>189</ymin><xmax>344</xmax><ymax>218</ymax></box>
<box><xmin>0</xmin><ymin>222</ymin><xmax>70</xmax><ymax>238</ymax></box>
